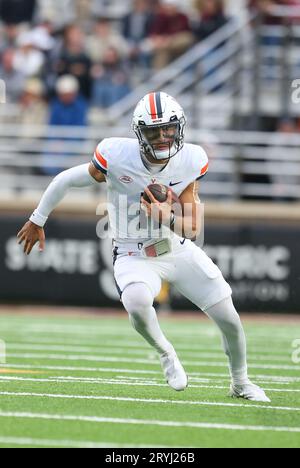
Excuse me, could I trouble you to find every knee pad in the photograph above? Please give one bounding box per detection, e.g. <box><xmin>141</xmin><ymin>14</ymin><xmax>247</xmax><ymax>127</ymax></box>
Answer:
<box><xmin>122</xmin><ymin>282</ymin><xmax>154</xmax><ymax>316</ymax></box>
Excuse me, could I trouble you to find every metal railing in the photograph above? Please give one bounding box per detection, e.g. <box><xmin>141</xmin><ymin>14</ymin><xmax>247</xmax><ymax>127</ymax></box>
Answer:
<box><xmin>103</xmin><ymin>6</ymin><xmax>300</xmax><ymax>129</ymax></box>
<box><xmin>106</xmin><ymin>13</ymin><xmax>255</xmax><ymax>125</ymax></box>
<box><xmin>0</xmin><ymin>124</ymin><xmax>299</xmax><ymax>201</ymax></box>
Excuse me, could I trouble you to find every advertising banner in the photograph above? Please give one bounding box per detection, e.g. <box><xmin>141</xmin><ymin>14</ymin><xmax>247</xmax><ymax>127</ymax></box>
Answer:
<box><xmin>0</xmin><ymin>215</ymin><xmax>298</xmax><ymax>312</ymax></box>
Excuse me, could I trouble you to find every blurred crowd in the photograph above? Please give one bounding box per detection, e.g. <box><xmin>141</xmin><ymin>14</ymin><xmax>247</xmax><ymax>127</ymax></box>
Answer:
<box><xmin>249</xmin><ymin>0</ymin><xmax>300</xmax><ymax>24</ymax></box>
<box><xmin>1</xmin><ymin>0</ymin><xmax>299</xmax><ymax>195</ymax></box>
<box><xmin>0</xmin><ymin>0</ymin><xmax>231</xmax><ymax>127</ymax></box>
<box><xmin>0</xmin><ymin>0</ymin><xmax>300</xmax><ymax>129</ymax></box>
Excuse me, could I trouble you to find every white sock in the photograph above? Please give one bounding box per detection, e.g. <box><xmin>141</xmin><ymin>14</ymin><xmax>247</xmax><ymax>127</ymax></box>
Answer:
<box><xmin>122</xmin><ymin>282</ymin><xmax>174</xmax><ymax>356</ymax></box>
<box><xmin>205</xmin><ymin>297</ymin><xmax>250</xmax><ymax>386</ymax></box>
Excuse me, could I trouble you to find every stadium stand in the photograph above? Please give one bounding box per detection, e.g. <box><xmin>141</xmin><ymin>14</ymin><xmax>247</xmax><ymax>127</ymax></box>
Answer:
<box><xmin>0</xmin><ymin>0</ymin><xmax>300</xmax><ymax>200</ymax></box>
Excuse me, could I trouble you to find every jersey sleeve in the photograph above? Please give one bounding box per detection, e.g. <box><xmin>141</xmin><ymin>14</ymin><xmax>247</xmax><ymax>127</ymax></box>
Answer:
<box><xmin>194</xmin><ymin>147</ymin><xmax>209</xmax><ymax>181</ymax></box>
<box><xmin>91</xmin><ymin>139</ymin><xmax>110</xmax><ymax>176</ymax></box>
<box><xmin>197</xmin><ymin>158</ymin><xmax>209</xmax><ymax>181</ymax></box>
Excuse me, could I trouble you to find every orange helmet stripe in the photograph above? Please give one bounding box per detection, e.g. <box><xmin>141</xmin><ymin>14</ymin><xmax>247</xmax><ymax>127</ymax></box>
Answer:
<box><xmin>149</xmin><ymin>92</ymin><xmax>157</xmax><ymax>120</ymax></box>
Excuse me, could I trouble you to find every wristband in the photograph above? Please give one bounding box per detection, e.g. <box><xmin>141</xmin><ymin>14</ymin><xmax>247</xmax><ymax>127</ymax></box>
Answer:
<box><xmin>29</xmin><ymin>210</ymin><xmax>48</xmax><ymax>227</ymax></box>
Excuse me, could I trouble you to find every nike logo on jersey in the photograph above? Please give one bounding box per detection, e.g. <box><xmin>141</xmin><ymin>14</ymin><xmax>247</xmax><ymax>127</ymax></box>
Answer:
<box><xmin>169</xmin><ymin>181</ymin><xmax>182</xmax><ymax>187</ymax></box>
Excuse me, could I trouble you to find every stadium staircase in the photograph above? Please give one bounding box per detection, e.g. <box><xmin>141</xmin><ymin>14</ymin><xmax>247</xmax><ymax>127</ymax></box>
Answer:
<box><xmin>104</xmin><ymin>8</ymin><xmax>300</xmax><ymax>131</ymax></box>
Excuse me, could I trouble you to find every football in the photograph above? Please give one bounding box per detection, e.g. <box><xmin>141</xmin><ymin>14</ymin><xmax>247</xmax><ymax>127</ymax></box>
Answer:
<box><xmin>143</xmin><ymin>184</ymin><xmax>181</xmax><ymax>205</ymax></box>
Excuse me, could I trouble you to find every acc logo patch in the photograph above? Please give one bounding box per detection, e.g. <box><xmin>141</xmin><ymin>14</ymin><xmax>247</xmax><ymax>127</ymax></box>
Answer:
<box><xmin>119</xmin><ymin>175</ymin><xmax>133</xmax><ymax>184</ymax></box>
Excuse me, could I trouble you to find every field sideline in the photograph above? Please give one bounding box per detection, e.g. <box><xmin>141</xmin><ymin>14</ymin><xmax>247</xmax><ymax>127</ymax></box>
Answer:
<box><xmin>0</xmin><ymin>308</ymin><xmax>299</xmax><ymax>448</ymax></box>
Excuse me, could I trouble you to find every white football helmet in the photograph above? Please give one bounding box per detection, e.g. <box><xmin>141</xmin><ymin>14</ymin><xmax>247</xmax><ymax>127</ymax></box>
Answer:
<box><xmin>132</xmin><ymin>92</ymin><xmax>186</xmax><ymax>161</ymax></box>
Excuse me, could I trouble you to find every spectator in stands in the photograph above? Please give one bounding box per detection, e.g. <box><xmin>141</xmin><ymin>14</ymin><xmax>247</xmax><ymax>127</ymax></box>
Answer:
<box><xmin>14</xmin><ymin>78</ymin><xmax>47</xmax><ymax>175</ymax></box>
<box><xmin>18</xmin><ymin>78</ymin><xmax>48</xmax><ymax>126</ymax></box>
<box><xmin>49</xmin><ymin>75</ymin><xmax>87</xmax><ymax>126</ymax></box>
<box><xmin>53</xmin><ymin>24</ymin><xmax>92</xmax><ymax>99</ymax></box>
<box><xmin>25</xmin><ymin>22</ymin><xmax>56</xmax><ymax>53</ymax></box>
<box><xmin>90</xmin><ymin>0</ymin><xmax>111</xmax><ymax>17</ymax></box>
<box><xmin>0</xmin><ymin>48</ymin><xmax>26</xmax><ymax>102</ymax></box>
<box><xmin>0</xmin><ymin>24</ymin><xmax>24</xmax><ymax>54</ymax></box>
<box><xmin>193</xmin><ymin>0</ymin><xmax>228</xmax><ymax>41</ymax></box>
<box><xmin>13</xmin><ymin>30</ymin><xmax>45</xmax><ymax>77</ymax></box>
<box><xmin>91</xmin><ymin>46</ymin><xmax>131</xmax><ymax>108</ymax></box>
<box><xmin>0</xmin><ymin>0</ymin><xmax>37</xmax><ymax>25</ymax></box>
<box><xmin>248</xmin><ymin>0</ymin><xmax>300</xmax><ymax>25</ymax></box>
<box><xmin>86</xmin><ymin>17</ymin><xmax>129</xmax><ymax>64</ymax></box>
<box><xmin>90</xmin><ymin>0</ymin><xmax>132</xmax><ymax>19</ymax></box>
<box><xmin>147</xmin><ymin>0</ymin><xmax>195</xmax><ymax>69</ymax></box>
<box><xmin>43</xmin><ymin>75</ymin><xmax>88</xmax><ymax>175</ymax></box>
<box><xmin>35</xmin><ymin>0</ymin><xmax>77</xmax><ymax>31</ymax></box>
<box><xmin>76</xmin><ymin>0</ymin><xmax>94</xmax><ymax>26</ymax></box>
<box><xmin>122</xmin><ymin>0</ymin><xmax>155</xmax><ymax>68</ymax></box>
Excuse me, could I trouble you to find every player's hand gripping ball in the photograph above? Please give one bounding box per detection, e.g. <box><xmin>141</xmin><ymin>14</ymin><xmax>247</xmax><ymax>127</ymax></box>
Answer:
<box><xmin>142</xmin><ymin>184</ymin><xmax>182</xmax><ymax>225</ymax></box>
<box><xmin>143</xmin><ymin>184</ymin><xmax>180</xmax><ymax>204</ymax></box>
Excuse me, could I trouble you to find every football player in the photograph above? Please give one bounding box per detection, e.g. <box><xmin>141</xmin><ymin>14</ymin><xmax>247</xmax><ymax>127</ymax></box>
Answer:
<box><xmin>17</xmin><ymin>92</ymin><xmax>270</xmax><ymax>402</ymax></box>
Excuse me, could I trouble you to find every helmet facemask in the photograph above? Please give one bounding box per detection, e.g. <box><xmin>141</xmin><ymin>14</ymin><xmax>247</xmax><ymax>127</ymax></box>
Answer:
<box><xmin>134</xmin><ymin>116</ymin><xmax>186</xmax><ymax>161</ymax></box>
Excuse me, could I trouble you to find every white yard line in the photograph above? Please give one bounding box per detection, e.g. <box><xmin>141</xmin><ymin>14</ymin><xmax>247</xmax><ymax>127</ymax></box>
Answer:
<box><xmin>6</xmin><ymin>353</ymin><xmax>159</xmax><ymax>365</ymax></box>
<box><xmin>0</xmin><ymin>337</ymin><xmax>289</xmax><ymax>355</ymax></box>
<box><xmin>5</xmin><ymin>353</ymin><xmax>300</xmax><ymax>370</ymax></box>
<box><xmin>0</xmin><ymin>437</ymin><xmax>166</xmax><ymax>448</ymax></box>
<box><xmin>192</xmin><ymin>373</ymin><xmax>300</xmax><ymax>383</ymax></box>
<box><xmin>0</xmin><ymin>363</ymin><xmax>161</xmax><ymax>375</ymax></box>
<box><xmin>0</xmin><ymin>320</ymin><xmax>295</xmax><ymax>333</ymax></box>
<box><xmin>0</xmin><ymin>376</ymin><xmax>299</xmax><ymax>393</ymax></box>
<box><xmin>1</xmin><ymin>326</ymin><xmax>295</xmax><ymax>339</ymax></box>
<box><xmin>2</xmin><ymin>339</ymin><xmax>290</xmax><ymax>353</ymax></box>
<box><xmin>1</xmin><ymin>332</ymin><xmax>295</xmax><ymax>348</ymax></box>
<box><xmin>1</xmin><ymin>363</ymin><xmax>300</xmax><ymax>383</ymax></box>
<box><xmin>4</xmin><ymin>344</ymin><xmax>293</xmax><ymax>363</ymax></box>
<box><xmin>117</xmin><ymin>375</ymin><xmax>295</xmax><ymax>387</ymax></box>
<box><xmin>1</xmin><ymin>390</ymin><xmax>300</xmax><ymax>412</ymax></box>
<box><xmin>0</xmin><ymin>376</ymin><xmax>224</xmax><ymax>389</ymax></box>
<box><xmin>0</xmin><ymin>325</ymin><xmax>217</xmax><ymax>338</ymax></box>
<box><xmin>0</xmin><ymin>411</ymin><xmax>300</xmax><ymax>433</ymax></box>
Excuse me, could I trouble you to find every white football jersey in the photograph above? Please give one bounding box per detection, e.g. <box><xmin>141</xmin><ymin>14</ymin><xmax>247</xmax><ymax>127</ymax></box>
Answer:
<box><xmin>92</xmin><ymin>138</ymin><xmax>208</xmax><ymax>243</ymax></box>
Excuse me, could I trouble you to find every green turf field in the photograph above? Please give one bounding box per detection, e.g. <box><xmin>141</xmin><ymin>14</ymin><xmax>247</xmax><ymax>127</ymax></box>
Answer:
<box><xmin>0</xmin><ymin>311</ymin><xmax>299</xmax><ymax>448</ymax></box>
